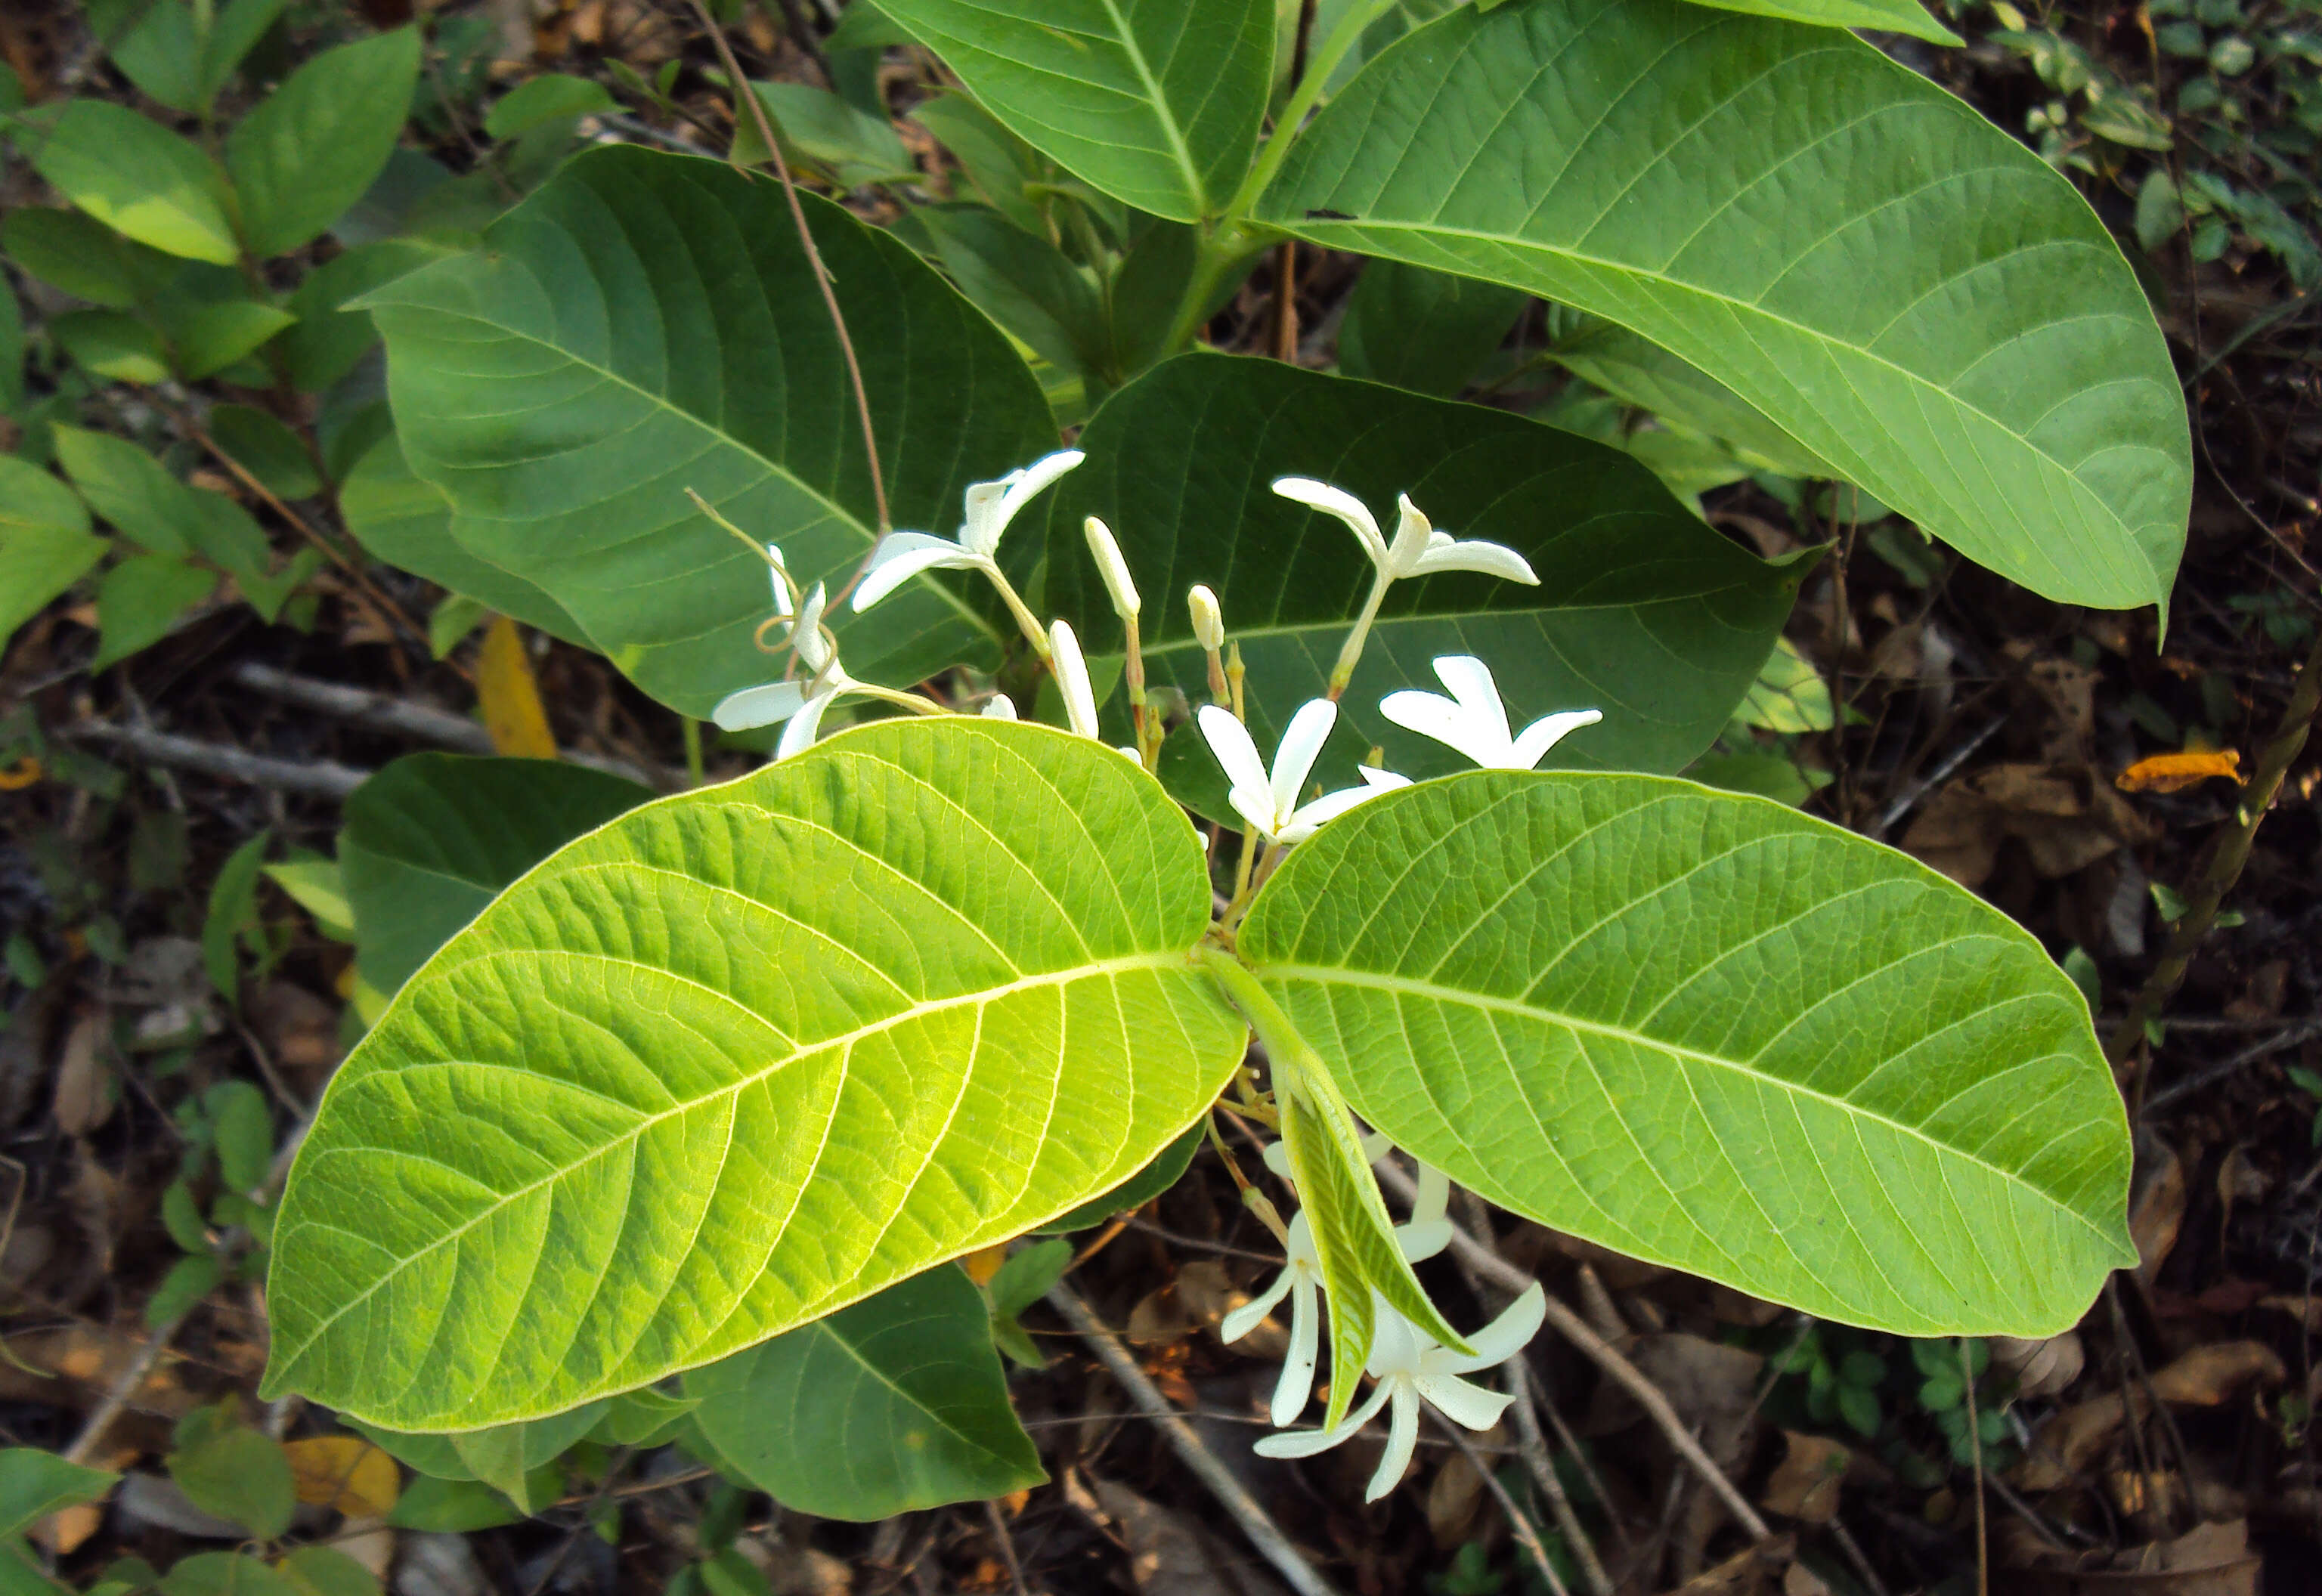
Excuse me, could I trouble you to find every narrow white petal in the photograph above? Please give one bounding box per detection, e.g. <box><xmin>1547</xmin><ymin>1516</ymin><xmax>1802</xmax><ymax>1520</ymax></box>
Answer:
<box><xmin>1413</xmin><ymin>1163</ymin><xmax>1450</xmax><ymax>1226</ymax></box>
<box><xmin>1048</xmin><ymin>619</ymin><xmax>1101</xmax><ymax>740</ymax></box>
<box><xmin>1396</xmin><ymin>1218</ymin><xmax>1453</xmax><ymax>1262</ymax></box>
<box><xmin>1197</xmin><ymin>705</ymin><xmax>1272</xmax><ymax>805</ymax></box>
<box><xmin>1378</xmin><ymin>689</ymin><xmax>1509</xmax><ymax>769</ymax></box>
<box><xmin>1365</xmin><ymin>1306</ymin><xmax>1425</xmax><ymax>1381</ymax></box>
<box><xmin>1271</xmin><ymin>477</ymin><xmax>1386</xmax><ymax>566</ymax></box>
<box><xmin>1409</xmin><ymin>537</ymin><xmax>1539</xmax><ymax>584</ymax></box>
<box><xmin>1358</xmin><ymin>1130</ymin><xmax>1395</xmax><ymax>1162</ymax></box>
<box><xmin>1438</xmin><ymin>1283</ymin><xmax>1546</xmax><ymax>1374</ymax></box>
<box><xmin>1511</xmin><ymin>709</ymin><xmax>1605</xmax><ymax>769</ymax></box>
<box><xmin>711</xmin><ymin>681</ymin><xmax>810</xmax><ymax>732</ymax></box>
<box><xmin>774</xmin><ymin>687</ymin><xmax>837</xmax><ymax>759</ymax></box>
<box><xmin>851</xmin><ymin>534</ymin><xmax>979</xmax><ymax>612</ymax></box>
<box><xmin>763</xmin><ymin>543</ymin><xmax>794</xmax><ymax>617</ymax></box>
<box><xmin>982</xmin><ymin>693</ymin><xmax>1018</xmax><ymax>720</ymax></box>
<box><xmin>791</xmin><ymin>584</ymin><xmax>834</xmax><ymax>676</ymax></box>
<box><xmin>1432</xmin><ymin>655</ymin><xmax>1512</xmax><ymax>753</ymax></box>
<box><xmin>1253</xmin><ymin>1378</ymin><xmax>1395</xmax><ymax>1458</ymax></box>
<box><xmin>1221</xmin><ymin>1269</ymin><xmax>1296</xmax><ymax>1343</ymax></box>
<box><xmin>1384</xmin><ymin>494</ymin><xmax>1432</xmax><ymax>577</ymax></box>
<box><xmin>1357</xmin><ymin>766</ymin><xmax>1412</xmax><ymax>790</ymax></box>
<box><xmin>1262</xmin><ymin>1141</ymin><xmax>1293</xmax><ymax>1182</ymax></box>
<box><xmin>1272</xmin><ymin>1278</ymin><xmax>1321</xmax><ymax>1426</ymax></box>
<box><xmin>986</xmin><ymin>449</ymin><xmax>1084</xmax><ymax>551</ymax></box>
<box><xmin>1364</xmin><ymin>1387</ymin><xmax>1421</xmax><ymax>1502</ymax></box>
<box><xmin>958</xmin><ymin>479</ymin><xmax>1009</xmax><ymax>556</ymax></box>
<box><xmin>1228</xmin><ymin>785</ymin><xmax>1281</xmax><ymax>842</ymax></box>
<box><xmin>1413</xmin><ymin>1372</ymin><xmax>1515</xmax><ymax>1432</ymax></box>
<box><xmin>1270</xmin><ymin>699</ymin><xmax>1339</xmax><ymax>821</ymax></box>
<box><xmin>1284</xmin><ymin>781</ymin><xmax>1388</xmax><ymax>836</ymax></box>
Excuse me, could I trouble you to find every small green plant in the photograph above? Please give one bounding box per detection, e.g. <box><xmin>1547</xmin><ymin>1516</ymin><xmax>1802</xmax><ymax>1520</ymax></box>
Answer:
<box><xmin>2285</xmin><ymin>1066</ymin><xmax>2322</xmax><ymax>1145</ymax></box>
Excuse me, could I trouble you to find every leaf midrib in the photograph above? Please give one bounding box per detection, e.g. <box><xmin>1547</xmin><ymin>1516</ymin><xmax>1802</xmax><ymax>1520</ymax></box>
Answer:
<box><xmin>379</xmin><ymin>298</ymin><xmax>1002</xmax><ymax>646</ymax></box>
<box><xmin>1091</xmin><ymin>0</ymin><xmax>1209</xmax><ymax>213</ymax></box>
<box><xmin>810</xmin><ymin>1308</ymin><xmax>1023</xmax><ymax>1468</ymax></box>
<box><xmin>273</xmin><ymin>948</ymin><xmax>1189</xmax><ymax>1387</ymax></box>
<box><xmin>1255</xmin><ymin>960</ymin><xmax>2121</xmax><ymax>1249</ymax></box>
<box><xmin>1284</xmin><ymin>218</ymin><xmax>2164</xmax><ymax>591</ymax></box>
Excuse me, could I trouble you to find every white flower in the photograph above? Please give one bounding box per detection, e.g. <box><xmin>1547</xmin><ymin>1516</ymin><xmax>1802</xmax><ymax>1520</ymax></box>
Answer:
<box><xmin>1380</xmin><ymin>655</ymin><xmax>1602</xmax><ymax>770</ymax></box>
<box><xmin>711</xmin><ymin>578</ymin><xmax>862</xmax><ymax>759</ymax></box>
<box><xmin>1271</xmin><ymin>479</ymin><xmax>1538</xmax><ymax>586</ymax></box>
<box><xmin>851</xmin><ymin>450</ymin><xmax>1084</xmax><ymax>612</ymax></box>
<box><xmin>1196</xmin><ymin>701</ymin><xmax>1409</xmax><ymax>845</ymax></box>
<box><xmin>1259</xmin><ymin>1138</ymin><xmax>1452</xmax><ymax>1265</ymax></box>
<box><xmin>1253</xmin><ymin>1285</ymin><xmax>1546</xmax><ymax>1502</ymax></box>
<box><xmin>1085</xmin><ymin>515</ymin><xmax>1139</xmax><ymax>620</ymax></box>
<box><xmin>1049</xmin><ymin>620</ymin><xmax>1141</xmax><ymax>762</ymax></box>
<box><xmin>1221</xmin><ymin>1209</ymin><xmax>1326</xmax><ymax>1426</ymax></box>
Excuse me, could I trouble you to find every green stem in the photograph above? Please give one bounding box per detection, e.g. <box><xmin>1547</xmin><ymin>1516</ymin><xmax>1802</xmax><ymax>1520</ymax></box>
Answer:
<box><xmin>1197</xmin><ymin>946</ymin><xmax>1320</xmax><ymax>1089</ymax></box>
<box><xmin>1224</xmin><ymin>0</ymin><xmax>1401</xmax><ymax>220</ymax></box>
<box><xmin>681</xmin><ymin>717</ymin><xmax>705</xmax><ymax>787</ymax></box>
<box><xmin>1157</xmin><ymin>224</ymin><xmax>1268</xmax><ymax>357</ymax></box>
<box><xmin>983</xmin><ymin>563</ymin><xmax>1052</xmax><ymax>657</ymax></box>
<box><xmin>1327</xmin><ymin>570</ymin><xmax>1392</xmax><ymax>700</ymax></box>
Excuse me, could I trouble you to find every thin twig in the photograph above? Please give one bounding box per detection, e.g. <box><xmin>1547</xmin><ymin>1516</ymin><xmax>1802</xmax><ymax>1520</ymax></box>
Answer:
<box><xmin>61</xmin><ymin>1311</ymin><xmax>188</xmax><ymax>1466</ymax></box>
<box><xmin>1045</xmin><ymin>1282</ymin><xmax>1343</xmax><ymax>1596</ymax></box>
<box><xmin>2110</xmin><ymin>626</ymin><xmax>2322</xmax><ymax>1109</ymax></box>
<box><xmin>2145</xmin><ymin>1017</ymin><xmax>2322</xmax><ymax>1112</ymax></box>
<box><xmin>64</xmin><ymin>722</ymin><xmax>369</xmax><ymax>797</ymax></box>
<box><xmin>1870</xmin><ymin>714</ymin><xmax>2007</xmax><ymax>837</ymax></box>
<box><xmin>983</xmin><ymin>1498</ymin><xmax>1029</xmax><ymax>1596</ymax></box>
<box><xmin>686</xmin><ymin>0</ymin><xmax>890</xmax><ymax>537</ymax></box>
<box><xmin>1376</xmin><ymin>1165</ymin><xmax>1773</xmax><ymax>1543</ymax></box>
<box><xmin>1961</xmin><ymin>1340</ymin><xmax>1987</xmax><ymax>1596</ymax></box>
<box><xmin>1504</xmin><ymin>1360</ymin><xmax>1616</xmax><ymax>1596</ymax></box>
<box><xmin>1438</xmin><ymin>1414</ymin><xmax>1568</xmax><ymax>1596</ymax></box>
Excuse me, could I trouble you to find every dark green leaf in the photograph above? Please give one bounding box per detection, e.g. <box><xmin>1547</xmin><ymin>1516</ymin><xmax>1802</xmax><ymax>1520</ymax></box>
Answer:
<box><xmin>484</xmin><ymin>75</ymin><xmax>617</xmax><ymax>140</ymax></box>
<box><xmin>382</xmin><ymin>1475</ymin><xmax>519</xmax><ymax>1532</ymax></box>
<box><xmin>0</xmin><ymin>1449</ymin><xmax>117</xmax><ymax>1540</ymax></box>
<box><xmin>210</xmin><ymin>407</ymin><xmax>320</xmax><ymax>500</ymax></box>
<box><xmin>158</xmin><ymin>1553</ymin><xmax>301</xmax><ymax>1596</ymax></box>
<box><xmin>1</xmin><ymin>207</ymin><xmax>170</xmax><ymax>308</ymax></box>
<box><xmin>168</xmin><ymin>1406</ymin><xmax>295</xmax><ymax>1539</ymax></box>
<box><xmin>738</xmin><ymin>82</ymin><xmax>915</xmax><ymax>187</ymax></box>
<box><xmin>202</xmin><ymin>836</ymin><xmax>271</xmax><ymax>1007</ymax></box>
<box><xmin>1338</xmin><ymin>261</ymin><xmax>1526</xmax><ymax>397</ymax></box>
<box><xmin>686</xmin><ymin>1266</ymin><xmax>1044</xmax><ymax>1519</ymax></box>
<box><xmin>447</xmin><ymin>1403</ymin><xmax>605</xmax><ymax>1514</ymax></box>
<box><xmin>0</xmin><ymin>457</ymin><xmax>104</xmax><ymax>654</ymax></box>
<box><xmin>915</xmin><ymin>204</ymin><xmax>1110</xmax><ymax>380</ymax></box>
<box><xmin>53</xmin><ymin>311</ymin><xmax>171</xmax><ymax>385</ymax></box>
<box><xmin>1679</xmin><ymin>0</ymin><xmax>1961</xmax><ymax>45</ymax></box>
<box><xmin>337</xmin><ymin>753</ymin><xmax>652</xmax><ymax>995</ymax></box>
<box><xmin>209</xmin><ymin>1079</ymin><xmax>274</xmax><ymax>1192</ymax></box>
<box><xmin>1548</xmin><ymin>320</ymin><xmax>1830</xmax><ymax>479</ymax></box>
<box><xmin>173</xmin><ymin>301</ymin><xmax>296</xmax><ymax>382</ymax></box>
<box><xmin>228</xmin><ymin>28</ymin><xmax>423</xmax><ymax>259</ymax></box>
<box><xmin>91</xmin><ymin>556</ymin><xmax>215</xmax><ymax>671</ymax></box>
<box><xmin>908</xmin><ymin>93</ymin><xmax>1048</xmax><ymax>234</ymax></box>
<box><xmin>282</xmin><ymin>241</ymin><xmax>443</xmax><ymax>394</ymax></box>
<box><xmin>274</xmin><ymin>1547</ymin><xmax>382</xmax><ymax>1596</ymax></box>
<box><xmin>147</xmin><ymin>1254</ymin><xmax>224</xmax><ymax>1328</ymax></box>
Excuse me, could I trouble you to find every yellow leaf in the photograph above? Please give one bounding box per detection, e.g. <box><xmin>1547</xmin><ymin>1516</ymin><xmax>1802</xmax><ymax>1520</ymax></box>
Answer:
<box><xmin>961</xmin><ymin>1244</ymin><xmax>1008</xmax><ymax>1287</ymax></box>
<box><xmin>2116</xmin><ymin>750</ymin><xmax>2242</xmax><ymax>793</ymax></box>
<box><xmin>477</xmin><ymin>614</ymin><xmax>556</xmax><ymax>757</ymax></box>
<box><xmin>0</xmin><ymin>756</ymin><xmax>41</xmax><ymax>791</ymax></box>
<box><xmin>283</xmin><ymin>1436</ymin><xmax>400</xmax><ymax>1517</ymax></box>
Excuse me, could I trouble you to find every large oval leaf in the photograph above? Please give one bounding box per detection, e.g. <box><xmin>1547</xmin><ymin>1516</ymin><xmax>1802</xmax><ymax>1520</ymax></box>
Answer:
<box><xmin>1260</xmin><ymin>0</ymin><xmax>2188</xmax><ymax>612</ymax></box>
<box><xmin>1237</xmin><ymin>771</ymin><xmax>2135</xmax><ymax>1335</ymax></box>
<box><xmin>685</xmin><ymin>1264</ymin><xmax>1043</xmax><ymax>1519</ymax></box>
<box><xmin>358</xmin><ymin>145</ymin><xmax>1057</xmax><ymax>717</ymax></box>
<box><xmin>1039</xmin><ymin>354</ymin><xmax>1803</xmax><ymax>801</ymax></box>
<box><xmin>878</xmin><ymin>0</ymin><xmax>1274</xmax><ymax>221</ymax></box>
<box><xmin>264</xmin><ymin>719</ymin><xmax>1244</xmax><ymax>1428</ymax></box>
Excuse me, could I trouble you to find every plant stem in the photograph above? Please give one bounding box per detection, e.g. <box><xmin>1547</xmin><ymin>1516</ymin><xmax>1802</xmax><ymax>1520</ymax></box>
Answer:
<box><xmin>1225</xmin><ymin>0</ymin><xmax>1399</xmax><ymax>219</ymax></box>
<box><xmin>2110</xmin><ymin>625</ymin><xmax>2322</xmax><ymax>1109</ymax></box>
<box><xmin>1158</xmin><ymin>222</ymin><xmax>1268</xmax><ymax>356</ymax></box>
<box><xmin>681</xmin><ymin>716</ymin><xmax>704</xmax><ymax>787</ymax></box>
<box><xmin>1327</xmin><ymin>570</ymin><xmax>1391</xmax><ymax>699</ymax></box>
<box><xmin>687</xmin><ymin>0</ymin><xmax>890</xmax><ymax>536</ymax></box>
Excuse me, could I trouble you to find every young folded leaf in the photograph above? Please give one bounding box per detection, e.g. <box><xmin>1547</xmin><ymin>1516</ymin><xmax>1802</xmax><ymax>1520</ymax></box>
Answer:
<box><xmin>1237</xmin><ymin>771</ymin><xmax>2135</xmax><ymax>1336</ymax></box>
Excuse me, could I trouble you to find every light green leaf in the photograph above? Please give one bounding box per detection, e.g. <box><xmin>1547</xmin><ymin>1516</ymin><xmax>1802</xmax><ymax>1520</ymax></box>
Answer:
<box><xmin>339</xmin><ymin>437</ymin><xmax>588</xmax><ymax>648</ymax></box>
<box><xmin>738</xmin><ymin>81</ymin><xmax>916</xmax><ymax>187</ymax></box>
<box><xmin>1549</xmin><ymin>319</ymin><xmax>1830</xmax><ymax>480</ymax></box>
<box><xmin>228</xmin><ymin>28</ymin><xmax>423</xmax><ymax>260</ymax></box>
<box><xmin>203</xmin><ymin>834</ymin><xmax>272</xmax><ymax>1009</ymax></box>
<box><xmin>175</xmin><ymin>301</ymin><xmax>296</xmax><ymax>382</ymax></box>
<box><xmin>1040</xmin><ymin>354</ymin><xmax>1802</xmax><ymax>806</ymax></box>
<box><xmin>91</xmin><ymin>0</ymin><xmax>288</xmax><ymax>113</ymax></box>
<box><xmin>159</xmin><ymin>1553</ymin><xmax>301</xmax><ymax>1596</ymax></box>
<box><xmin>53</xmin><ymin>425</ymin><xmax>199</xmax><ymax>555</ymax></box>
<box><xmin>1337</xmin><ymin>260</ymin><xmax>1527</xmax><ymax>397</ymax></box>
<box><xmin>686</xmin><ymin>1265</ymin><xmax>1043</xmax><ymax>1519</ymax></box>
<box><xmin>1735</xmin><ymin>636</ymin><xmax>1834</xmax><ymax>733</ymax></box>
<box><xmin>447</xmin><ymin>1403</ymin><xmax>605</xmax><ymax>1514</ymax></box>
<box><xmin>92</xmin><ymin>555</ymin><xmax>217</xmax><ymax>671</ymax></box>
<box><xmin>484</xmin><ymin>74</ymin><xmax>618</xmax><ymax>141</ymax></box>
<box><xmin>1238</xmin><ymin>771</ymin><xmax>2137</xmax><ymax>1335</ymax></box>
<box><xmin>209</xmin><ymin>1079</ymin><xmax>274</xmax><ymax>1192</ymax></box>
<box><xmin>52</xmin><ymin>311</ymin><xmax>171</xmax><ymax>385</ymax></box>
<box><xmin>1033</xmin><ymin>1120</ymin><xmax>1203</xmax><ymax>1233</ymax></box>
<box><xmin>265</xmin><ymin>719</ymin><xmax>1244</xmax><ymax>1428</ymax></box>
<box><xmin>17</xmin><ymin>101</ymin><xmax>239</xmax><ymax>264</ymax></box>
<box><xmin>877</xmin><ymin>0</ymin><xmax>1275</xmax><ymax>220</ymax></box>
<box><xmin>0</xmin><ymin>1450</ymin><xmax>116</xmax><ymax>1541</ymax></box>
<box><xmin>1676</xmin><ymin>0</ymin><xmax>1961</xmax><ymax>45</ymax></box>
<box><xmin>147</xmin><ymin>1252</ymin><xmax>225</xmax><ymax>1328</ymax></box>
<box><xmin>264</xmin><ymin>857</ymin><xmax>354</xmax><ymax>942</ymax></box>
<box><xmin>275</xmin><ymin>1546</ymin><xmax>382</xmax><ymax>1596</ymax></box>
<box><xmin>358</xmin><ymin>146</ymin><xmax>1057</xmax><ymax>717</ymax></box>
<box><xmin>0</xmin><ymin>459</ymin><xmax>104</xmax><ymax>655</ymax></box>
<box><xmin>591</xmin><ymin>1387</ymin><xmax>700</xmax><ymax>1447</ymax></box>
<box><xmin>197</xmin><ymin>0</ymin><xmax>293</xmax><ymax>106</ymax></box>
<box><xmin>168</xmin><ymin>1404</ymin><xmax>295</xmax><ymax>1540</ymax></box>
<box><xmin>339</xmin><ymin>753</ymin><xmax>652</xmax><ymax>996</ymax></box>
<box><xmin>382</xmin><ymin>1476</ymin><xmax>519</xmax><ymax>1532</ymax></box>
<box><xmin>1262</xmin><ymin>0</ymin><xmax>2188</xmax><ymax>611</ymax></box>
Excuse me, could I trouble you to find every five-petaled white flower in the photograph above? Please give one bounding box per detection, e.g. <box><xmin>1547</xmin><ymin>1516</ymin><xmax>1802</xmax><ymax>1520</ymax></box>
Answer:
<box><xmin>1271</xmin><ymin>479</ymin><xmax>1539</xmax><ymax>586</ymax></box>
<box><xmin>1197</xmin><ymin>700</ymin><xmax>1408</xmax><ymax>845</ymax></box>
<box><xmin>852</xmin><ymin>450</ymin><xmax>1084</xmax><ymax>614</ymax></box>
<box><xmin>1253</xmin><ymin>1285</ymin><xmax>1547</xmax><ymax>1503</ymax></box>
<box><xmin>711</xmin><ymin>573</ymin><xmax>862</xmax><ymax>759</ymax></box>
<box><xmin>1381</xmin><ymin>655</ymin><xmax>1602</xmax><ymax>771</ymax></box>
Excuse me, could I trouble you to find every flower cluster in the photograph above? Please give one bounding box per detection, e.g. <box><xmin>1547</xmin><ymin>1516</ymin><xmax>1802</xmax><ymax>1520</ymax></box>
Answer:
<box><xmin>703</xmin><ymin>458</ymin><xmax>1599</xmax><ymax>1499</ymax></box>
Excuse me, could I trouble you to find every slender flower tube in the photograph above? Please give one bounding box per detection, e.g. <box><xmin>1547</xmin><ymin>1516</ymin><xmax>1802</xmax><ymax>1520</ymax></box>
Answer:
<box><xmin>1380</xmin><ymin>655</ymin><xmax>1602</xmax><ymax>770</ymax></box>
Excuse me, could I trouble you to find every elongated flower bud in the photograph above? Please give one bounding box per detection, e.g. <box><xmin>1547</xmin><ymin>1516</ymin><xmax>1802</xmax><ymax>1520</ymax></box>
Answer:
<box><xmin>1189</xmin><ymin>583</ymin><xmax>1224</xmax><ymax>651</ymax></box>
<box><xmin>1085</xmin><ymin>516</ymin><xmax>1139</xmax><ymax>620</ymax></box>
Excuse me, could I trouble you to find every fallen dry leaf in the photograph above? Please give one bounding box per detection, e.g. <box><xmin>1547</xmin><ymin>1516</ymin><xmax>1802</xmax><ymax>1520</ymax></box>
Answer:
<box><xmin>1089</xmin><ymin>1477</ymin><xmax>1289</xmax><ymax>1596</ymax></box>
<box><xmin>1667</xmin><ymin>1534</ymin><xmax>1796</xmax><ymax>1596</ymax></box>
<box><xmin>2116</xmin><ymin>750</ymin><xmax>2243</xmax><ymax>793</ymax></box>
<box><xmin>32</xmin><ymin>1502</ymin><xmax>102</xmax><ymax>1555</ymax></box>
<box><xmin>1760</xmin><ymin>1431</ymin><xmax>1850</xmax><ymax>1523</ymax></box>
<box><xmin>1992</xmin><ymin>1333</ymin><xmax>2085</xmax><ymax>1400</ymax></box>
<box><xmin>2147</xmin><ymin>1341</ymin><xmax>2283</xmax><ymax>1406</ymax></box>
<box><xmin>477</xmin><ymin>615</ymin><xmax>556</xmax><ymax>757</ymax></box>
<box><xmin>284</xmin><ymin>1436</ymin><xmax>399</xmax><ymax>1517</ymax></box>
<box><xmin>2014</xmin><ymin>1393</ymin><xmax>2136</xmax><ymax>1491</ymax></box>
<box><xmin>51</xmin><ymin>1015</ymin><xmax>113</xmax><ymax>1137</ymax></box>
<box><xmin>1902</xmin><ymin>762</ymin><xmax>2157</xmax><ymax>887</ymax></box>
<box><xmin>2130</xmin><ymin>1140</ymin><xmax>2186</xmax><ymax>1287</ymax></box>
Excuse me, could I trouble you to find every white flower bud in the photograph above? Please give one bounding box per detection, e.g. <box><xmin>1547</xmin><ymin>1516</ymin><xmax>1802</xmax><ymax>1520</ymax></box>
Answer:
<box><xmin>1084</xmin><ymin>516</ymin><xmax>1139</xmax><ymax>620</ymax></box>
<box><xmin>1188</xmin><ymin>583</ymin><xmax>1224</xmax><ymax>651</ymax></box>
